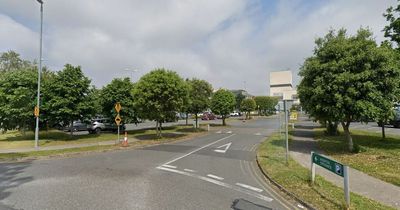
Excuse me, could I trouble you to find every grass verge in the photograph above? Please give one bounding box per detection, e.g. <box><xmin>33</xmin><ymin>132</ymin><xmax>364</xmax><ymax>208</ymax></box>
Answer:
<box><xmin>0</xmin><ymin>125</ymin><xmax>206</xmax><ymax>161</ymax></box>
<box><xmin>257</xmin><ymin>133</ymin><xmax>394</xmax><ymax>210</ymax></box>
<box><xmin>315</xmin><ymin>128</ymin><xmax>400</xmax><ymax>186</ymax></box>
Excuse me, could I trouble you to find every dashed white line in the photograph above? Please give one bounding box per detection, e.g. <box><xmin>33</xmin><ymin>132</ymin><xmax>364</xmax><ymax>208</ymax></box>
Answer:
<box><xmin>226</xmin><ymin>131</ymin><xmax>232</xmax><ymax>134</ymax></box>
<box><xmin>162</xmin><ymin>164</ymin><xmax>177</xmax><ymax>169</ymax></box>
<box><xmin>235</xmin><ymin>183</ymin><xmax>263</xmax><ymax>193</ymax></box>
<box><xmin>184</xmin><ymin>168</ymin><xmax>196</xmax><ymax>172</ymax></box>
<box><xmin>162</xmin><ymin>134</ymin><xmax>236</xmax><ymax>166</ymax></box>
<box><xmin>156</xmin><ymin>166</ymin><xmax>273</xmax><ymax>202</ymax></box>
<box><xmin>207</xmin><ymin>174</ymin><xmax>224</xmax><ymax>180</ymax></box>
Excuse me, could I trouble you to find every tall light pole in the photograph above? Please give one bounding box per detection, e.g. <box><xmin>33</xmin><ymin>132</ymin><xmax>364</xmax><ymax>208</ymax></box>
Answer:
<box><xmin>34</xmin><ymin>0</ymin><xmax>43</xmax><ymax>148</ymax></box>
<box><xmin>124</xmin><ymin>68</ymin><xmax>138</xmax><ymax>82</ymax></box>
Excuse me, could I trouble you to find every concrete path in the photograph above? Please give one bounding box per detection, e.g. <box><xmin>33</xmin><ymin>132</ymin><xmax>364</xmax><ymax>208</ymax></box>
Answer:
<box><xmin>290</xmin><ymin>116</ymin><xmax>400</xmax><ymax>209</ymax></box>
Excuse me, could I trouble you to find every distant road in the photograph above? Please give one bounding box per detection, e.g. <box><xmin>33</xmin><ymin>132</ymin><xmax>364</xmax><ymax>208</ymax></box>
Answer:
<box><xmin>350</xmin><ymin>122</ymin><xmax>400</xmax><ymax>136</ymax></box>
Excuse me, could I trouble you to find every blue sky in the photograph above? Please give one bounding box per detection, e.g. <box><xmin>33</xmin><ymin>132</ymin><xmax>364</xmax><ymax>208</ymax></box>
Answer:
<box><xmin>0</xmin><ymin>0</ymin><xmax>396</xmax><ymax>95</ymax></box>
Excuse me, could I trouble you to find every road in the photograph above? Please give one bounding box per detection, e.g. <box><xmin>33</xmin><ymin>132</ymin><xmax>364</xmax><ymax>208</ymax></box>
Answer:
<box><xmin>0</xmin><ymin>117</ymin><xmax>299</xmax><ymax>210</ymax></box>
<box><xmin>350</xmin><ymin>122</ymin><xmax>400</xmax><ymax>135</ymax></box>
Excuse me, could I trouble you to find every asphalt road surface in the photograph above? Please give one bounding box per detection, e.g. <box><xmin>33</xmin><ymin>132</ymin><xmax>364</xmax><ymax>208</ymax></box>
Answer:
<box><xmin>0</xmin><ymin>117</ymin><xmax>300</xmax><ymax>210</ymax></box>
<box><xmin>350</xmin><ymin>121</ymin><xmax>400</xmax><ymax>136</ymax></box>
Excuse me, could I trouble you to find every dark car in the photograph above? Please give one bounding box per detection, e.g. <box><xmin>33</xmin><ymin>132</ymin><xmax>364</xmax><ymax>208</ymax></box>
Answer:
<box><xmin>64</xmin><ymin>121</ymin><xmax>88</xmax><ymax>132</ymax></box>
<box><xmin>88</xmin><ymin>118</ymin><xmax>125</xmax><ymax>134</ymax></box>
<box><xmin>201</xmin><ymin>112</ymin><xmax>216</xmax><ymax>120</ymax></box>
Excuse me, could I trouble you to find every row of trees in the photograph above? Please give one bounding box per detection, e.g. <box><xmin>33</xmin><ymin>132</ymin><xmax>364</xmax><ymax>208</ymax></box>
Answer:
<box><xmin>0</xmin><ymin>52</ymin><xmax>277</xmax><ymax>137</ymax></box>
<box><xmin>298</xmin><ymin>2</ymin><xmax>400</xmax><ymax>151</ymax></box>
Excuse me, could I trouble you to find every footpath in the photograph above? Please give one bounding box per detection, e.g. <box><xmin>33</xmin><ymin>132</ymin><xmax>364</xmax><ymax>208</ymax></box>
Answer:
<box><xmin>291</xmin><ymin>116</ymin><xmax>400</xmax><ymax>209</ymax></box>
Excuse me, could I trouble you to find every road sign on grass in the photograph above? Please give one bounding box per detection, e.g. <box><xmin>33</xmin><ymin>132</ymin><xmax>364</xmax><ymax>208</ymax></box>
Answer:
<box><xmin>312</xmin><ymin>152</ymin><xmax>344</xmax><ymax>177</ymax></box>
<box><xmin>115</xmin><ymin>114</ymin><xmax>122</xmax><ymax>125</ymax></box>
<box><xmin>115</xmin><ymin>102</ymin><xmax>121</xmax><ymax>113</ymax></box>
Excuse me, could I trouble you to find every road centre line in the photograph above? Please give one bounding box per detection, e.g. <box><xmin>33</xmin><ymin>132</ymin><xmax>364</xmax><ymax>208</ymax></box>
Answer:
<box><xmin>207</xmin><ymin>174</ymin><xmax>224</xmax><ymax>180</ymax></box>
<box><xmin>156</xmin><ymin>166</ymin><xmax>273</xmax><ymax>202</ymax></box>
<box><xmin>162</xmin><ymin>134</ymin><xmax>236</xmax><ymax>165</ymax></box>
<box><xmin>184</xmin><ymin>168</ymin><xmax>196</xmax><ymax>172</ymax></box>
<box><xmin>236</xmin><ymin>183</ymin><xmax>263</xmax><ymax>193</ymax></box>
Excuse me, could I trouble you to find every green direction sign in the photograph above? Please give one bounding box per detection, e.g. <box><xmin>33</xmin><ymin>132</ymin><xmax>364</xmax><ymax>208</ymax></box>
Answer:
<box><xmin>312</xmin><ymin>153</ymin><xmax>344</xmax><ymax>177</ymax></box>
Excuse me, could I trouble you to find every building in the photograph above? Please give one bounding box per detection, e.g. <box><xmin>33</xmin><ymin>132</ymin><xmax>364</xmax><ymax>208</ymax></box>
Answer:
<box><xmin>269</xmin><ymin>70</ymin><xmax>299</xmax><ymax>109</ymax></box>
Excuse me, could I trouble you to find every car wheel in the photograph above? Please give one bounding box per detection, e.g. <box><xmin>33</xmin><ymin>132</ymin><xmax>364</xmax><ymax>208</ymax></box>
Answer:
<box><xmin>95</xmin><ymin>128</ymin><xmax>101</xmax><ymax>134</ymax></box>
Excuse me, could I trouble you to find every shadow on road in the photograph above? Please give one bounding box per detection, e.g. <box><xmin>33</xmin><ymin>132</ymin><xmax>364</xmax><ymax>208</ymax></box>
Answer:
<box><xmin>0</xmin><ymin>161</ymin><xmax>33</xmax><ymax>209</ymax></box>
<box><xmin>231</xmin><ymin>198</ymin><xmax>272</xmax><ymax>210</ymax></box>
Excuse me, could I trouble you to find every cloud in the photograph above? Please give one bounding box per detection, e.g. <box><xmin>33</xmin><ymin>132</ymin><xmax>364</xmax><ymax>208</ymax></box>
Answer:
<box><xmin>0</xmin><ymin>0</ymin><xmax>396</xmax><ymax>95</ymax></box>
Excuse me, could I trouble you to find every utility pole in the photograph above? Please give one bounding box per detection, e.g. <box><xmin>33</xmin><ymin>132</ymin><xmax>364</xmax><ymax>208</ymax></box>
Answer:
<box><xmin>34</xmin><ymin>0</ymin><xmax>43</xmax><ymax>149</ymax></box>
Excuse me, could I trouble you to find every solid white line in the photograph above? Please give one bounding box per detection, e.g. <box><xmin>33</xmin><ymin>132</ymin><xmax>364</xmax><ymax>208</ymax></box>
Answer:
<box><xmin>162</xmin><ymin>134</ymin><xmax>236</xmax><ymax>165</ymax></box>
<box><xmin>207</xmin><ymin>174</ymin><xmax>224</xmax><ymax>180</ymax></box>
<box><xmin>236</xmin><ymin>183</ymin><xmax>263</xmax><ymax>193</ymax></box>
<box><xmin>156</xmin><ymin>166</ymin><xmax>273</xmax><ymax>202</ymax></box>
<box><xmin>184</xmin><ymin>168</ymin><xmax>196</xmax><ymax>172</ymax></box>
<box><xmin>162</xmin><ymin>164</ymin><xmax>177</xmax><ymax>169</ymax></box>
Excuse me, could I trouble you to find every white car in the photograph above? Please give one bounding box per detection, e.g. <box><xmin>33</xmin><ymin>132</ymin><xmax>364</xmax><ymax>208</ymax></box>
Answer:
<box><xmin>230</xmin><ymin>112</ymin><xmax>240</xmax><ymax>117</ymax></box>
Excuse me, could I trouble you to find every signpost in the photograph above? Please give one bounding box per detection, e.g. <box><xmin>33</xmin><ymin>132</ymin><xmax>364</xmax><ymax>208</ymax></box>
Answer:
<box><xmin>311</xmin><ymin>152</ymin><xmax>350</xmax><ymax>208</ymax></box>
<box><xmin>290</xmin><ymin>111</ymin><xmax>298</xmax><ymax>120</ymax></box>
<box><xmin>115</xmin><ymin>102</ymin><xmax>122</xmax><ymax>145</ymax></box>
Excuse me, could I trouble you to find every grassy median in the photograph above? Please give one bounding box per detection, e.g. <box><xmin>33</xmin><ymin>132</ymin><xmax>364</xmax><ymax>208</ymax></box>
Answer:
<box><xmin>315</xmin><ymin>128</ymin><xmax>400</xmax><ymax>187</ymax></box>
<box><xmin>257</xmin><ymin>133</ymin><xmax>393</xmax><ymax>210</ymax></box>
<box><xmin>0</xmin><ymin>125</ymin><xmax>206</xmax><ymax>161</ymax></box>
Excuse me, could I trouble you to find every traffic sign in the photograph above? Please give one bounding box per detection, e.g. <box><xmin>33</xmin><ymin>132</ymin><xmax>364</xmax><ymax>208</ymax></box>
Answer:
<box><xmin>115</xmin><ymin>114</ymin><xmax>122</xmax><ymax>125</ymax></box>
<box><xmin>312</xmin><ymin>152</ymin><xmax>343</xmax><ymax>177</ymax></box>
<box><xmin>290</xmin><ymin>111</ymin><xmax>298</xmax><ymax>120</ymax></box>
<box><xmin>115</xmin><ymin>102</ymin><xmax>121</xmax><ymax>113</ymax></box>
<box><xmin>34</xmin><ymin>106</ymin><xmax>39</xmax><ymax>117</ymax></box>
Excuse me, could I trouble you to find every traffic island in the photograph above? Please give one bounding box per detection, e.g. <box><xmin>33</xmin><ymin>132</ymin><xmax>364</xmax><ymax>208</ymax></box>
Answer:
<box><xmin>256</xmin><ymin>133</ymin><xmax>394</xmax><ymax>210</ymax></box>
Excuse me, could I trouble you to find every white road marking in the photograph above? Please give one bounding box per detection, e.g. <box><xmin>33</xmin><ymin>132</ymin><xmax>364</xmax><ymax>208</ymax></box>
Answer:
<box><xmin>156</xmin><ymin>166</ymin><xmax>273</xmax><ymax>202</ymax></box>
<box><xmin>236</xmin><ymin>183</ymin><xmax>263</xmax><ymax>193</ymax></box>
<box><xmin>184</xmin><ymin>168</ymin><xmax>196</xmax><ymax>172</ymax></box>
<box><xmin>214</xmin><ymin>142</ymin><xmax>232</xmax><ymax>153</ymax></box>
<box><xmin>162</xmin><ymin>134</ymin><xmax>236</xmax><ymax>165</ymax></box>
<box><xmin>216</xmin><ymin>130</ymin><xmax>222</xmax><ymax>134</ymax></box>
<box><xmin>255</xmin><ymin>132</ymin><xmax>261</xmax><ymax>136</ymax></box>
<box><xmin>207</xmin><ymin>174</ymin><xmax>224</xmax><ymax>180</ymax></box>
<box><xmin>162</xmin><ymin>164</ymin><xmax>177</xmax><ymax>169</ymax></box>
<box><xmin>226</xmin><ymin>131</ymin><xmax>232</xmax><ymax>134</ymax></box>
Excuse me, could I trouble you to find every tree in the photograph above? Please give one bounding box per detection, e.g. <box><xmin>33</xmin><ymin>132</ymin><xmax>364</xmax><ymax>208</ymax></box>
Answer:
<box><xmin>383</xmin><ymin>1</ymin><xmax>400</xmax><ymax>47</ymax></box>
<box><xmin>254</xmin><ymin>96</ymin><xmax>279</xmax><ymax>115</ymax></box>
<box><xmin>132</xmin><ymin>69</ymin><xmax>188</xmax><ymax>137</ymax></box>
<box><xmin>240</xmin><ymin>98</ymin><xmax>256</xmax><ymax>119</ymax></box>
<box><xmin>298</xmin><ymin>28</ymin><xmax>400</xmax><ymax>151</ymax></box>
<box><xmin>99</xmin><ymin>78</ymin><xmax>137</xmax><ymax>124</ymax></box>
<box><xmin>42</xmin><ymin>64</ymin><xmax>95</xmax><ymax>136</ymax></box>
<box><xmin>0</xmin><ymin>50</ymin><xmax>32</xmax><ymax>72</ymax></box>
<box><xmin>0</xmin><ymin>68</ymin><xmax>37</xmax><ymax>133</ymax></box>
<box><xmin>187</xmin><ymin>79</ymin><xmax>213</xmax><ymax>128</ymax></box>
<box><xmin>211</xmin><ymin>89</ymin><xmax>236</xmax><ymax>126</ymax></box>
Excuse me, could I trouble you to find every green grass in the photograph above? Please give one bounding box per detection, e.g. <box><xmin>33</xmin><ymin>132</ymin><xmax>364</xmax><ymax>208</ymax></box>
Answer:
<box><xmin>315</xmin><ymin>128</ymin><xmax>400</xmax><ymax>187</ymax></box>
<box><xmin>0</xmin><ymin>125</ymin><xmax>206</xmax><ymax>161</ymax></box>
<box><xmin>257</xmin><ymin>133</ymin><xmax>394</xmax><ymax>210</ymax></box>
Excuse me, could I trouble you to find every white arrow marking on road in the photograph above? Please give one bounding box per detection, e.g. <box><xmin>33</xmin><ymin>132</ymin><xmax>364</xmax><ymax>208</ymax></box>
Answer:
<box><xmin>162</xmin><ymin>164</ymin><xmax>177</xmax><ymax>169</ymax></box>
<box><xmin>214</xmin><ymin>142</ymin><xmax>232</xmax><ymax>153</ymax></box>
<box><xmin>226</xmin><ymin>131</ymin><xmax>232</xmax><ymax>134</ymax></box>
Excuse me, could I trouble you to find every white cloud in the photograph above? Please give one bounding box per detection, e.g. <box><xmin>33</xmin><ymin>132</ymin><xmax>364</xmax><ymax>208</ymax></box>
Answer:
<box><xmin>0</xmin><ymin>0</ymin><xmax>397</xmax><ymax>95</ymax></box>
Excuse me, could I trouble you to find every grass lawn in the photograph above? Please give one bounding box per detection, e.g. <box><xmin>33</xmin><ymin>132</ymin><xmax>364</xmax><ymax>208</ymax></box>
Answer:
<box><xmin>315</xmin><ymin>128</ymin><xmax>400</xmax><ymax>187</ymax></box>
<box><xmin>0</xmin><ymin>125</ymin><xmax>206</xmax><ymax>161</ymax></box>
<box><xmin>257</xmin><ymin>133</ymin><xmax>393</xmax><ymax>210</ymax></box>
<box><xmin>0</xmin><ymin>125</ymin><xmax>204</xmax><ymax>150</ymax></box>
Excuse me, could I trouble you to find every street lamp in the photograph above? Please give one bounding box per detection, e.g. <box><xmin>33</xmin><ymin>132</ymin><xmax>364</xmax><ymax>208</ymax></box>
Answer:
<box><xmin>124</xmin><ymin>68</ymin><xmax>138</xmax><ymax>82</ymax></box>
<box><xmin>34</xmin><ymin>0</ymin><xmax>43</xmax><ymax>148</ymax></box>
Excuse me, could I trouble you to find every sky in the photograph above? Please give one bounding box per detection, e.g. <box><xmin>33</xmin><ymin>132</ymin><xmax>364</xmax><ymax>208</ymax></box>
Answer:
<box><xmin>0</xmin><ymin>0</ymin><xmax>397</xmax><ymax>95</ymax></box>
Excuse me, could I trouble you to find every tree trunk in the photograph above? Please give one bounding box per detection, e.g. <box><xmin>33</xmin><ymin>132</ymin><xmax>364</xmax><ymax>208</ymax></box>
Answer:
<box><xmin>185</xmin><ymin>112</ymin><xmax>189</xmax><ymax>125</ymax></box>
<box><xmin>195</xmin><ymin>114</ymin><xmax>198</xmax><ymax>129</ymax></box>
<box><xmin>70</xmin><ymin>121</ymin><xmax>73</xmax><ymax>136</ymax></box>
<box><xmin>159</xmin><ymin>122</ymin><xmax>162</xmax><ymax>137</ymax></box>
<box><xmin>155</xmin><ymin>121</ymin><xmax>159</xmax><ymax>137</ymax></box>
<box><xmin>222</xmin><ymin>116</ymin><xmax>226</xmax><ymax>126</ymax></box>
<box><xmin>341</xmin><ymin>121</ymin><xmax>353</xmax><ymax>152</ymax></box>
<box><xmin>381</xmin><ymin>121</ymin><xmax>386</xmax><ymax>139</ymax></box>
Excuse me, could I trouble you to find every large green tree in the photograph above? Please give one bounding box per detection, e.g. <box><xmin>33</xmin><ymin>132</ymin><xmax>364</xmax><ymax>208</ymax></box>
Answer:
<box><xmin>0</xmin><ymin>69</ymin><xmax>37</xmax><ymax>133</ymax></box>
<box><xmin>240</xmin><ymin>98</ymin><xmax>256</xmax><ymax>120</ymax></box>
<box><xmin>298</xmin><ymin>28</ymin><xmax>400</xmax><ymax>151</ymax></box>
<box><xmin>254</xmin><ymin>96</ymin><xmax>278</xmax><ymax>115</ymax></box>
<box><xmin>42</xmin><ymin>64</ymin><xmax>95</xmax><ymax>135</ymax></box>
<box><xmin>132</xmin><ymin>69</ymin><xmax>188</xmax><ymax>137</ymax></box>
<box><xmin>383</xmin><ymin>1</ymin><xmax>400</xmax><ymax>47</ymax></box>
<box><xmin>187</xmin><ymin>78</ymin><xmax>213</xmax><ymax>128</ymax></box>
<box><xmin>0</xmin><ymin>50</ymin><xmax>33</xmax><ymax>72</ymax></box>
<box><xmin>211</xmin><ymin>89</ymin><xmax>236</xmax><ymax>126</ymax></box>
<box><xmin>99</xmin><ymin>78</ymin><xmax>137</xmax><ymax>124</ymax></box>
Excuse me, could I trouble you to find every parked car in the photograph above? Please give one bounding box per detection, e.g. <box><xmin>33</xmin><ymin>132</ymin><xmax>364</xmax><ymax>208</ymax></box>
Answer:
<box><xmin>88</xmin><ymin>118</ymin><xmax>125</xmax><ymax>134</ymax></box>
<box><xmin>64</xmin><ymin>121</ymin><xmax>88</xmax><ymax>132</ymax></box>
<box><xmin>230</xmin><ymin>112</ymin><xmax>240</xmax><ymax>117</ymax></box>
<box><xmin>201</xmin><ymin>112</ymin><xmax>216</xmax><ymax>120</ymax></box>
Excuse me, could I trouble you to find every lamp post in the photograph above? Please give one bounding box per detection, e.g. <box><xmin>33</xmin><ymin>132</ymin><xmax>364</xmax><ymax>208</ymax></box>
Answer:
<box><xmin>34</xmin><ymin>0</ymin><xmax>43</xmax><ymax>148</ymax></box>
<box><xmin>124</xmin><ymin>68</ymin><xmax>138</xmax><ymax>82</ymax></box>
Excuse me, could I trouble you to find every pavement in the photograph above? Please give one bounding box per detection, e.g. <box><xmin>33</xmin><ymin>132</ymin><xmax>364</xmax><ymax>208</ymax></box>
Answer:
<box><xmin>0</xmin><ymin>117</ymin><xmax>302</xmax><ymax>210</ymax></box>
<box><xmin>290</xmin><ymin>116</ymin><xmax>400</xmax><ymax>209</ymax></box>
